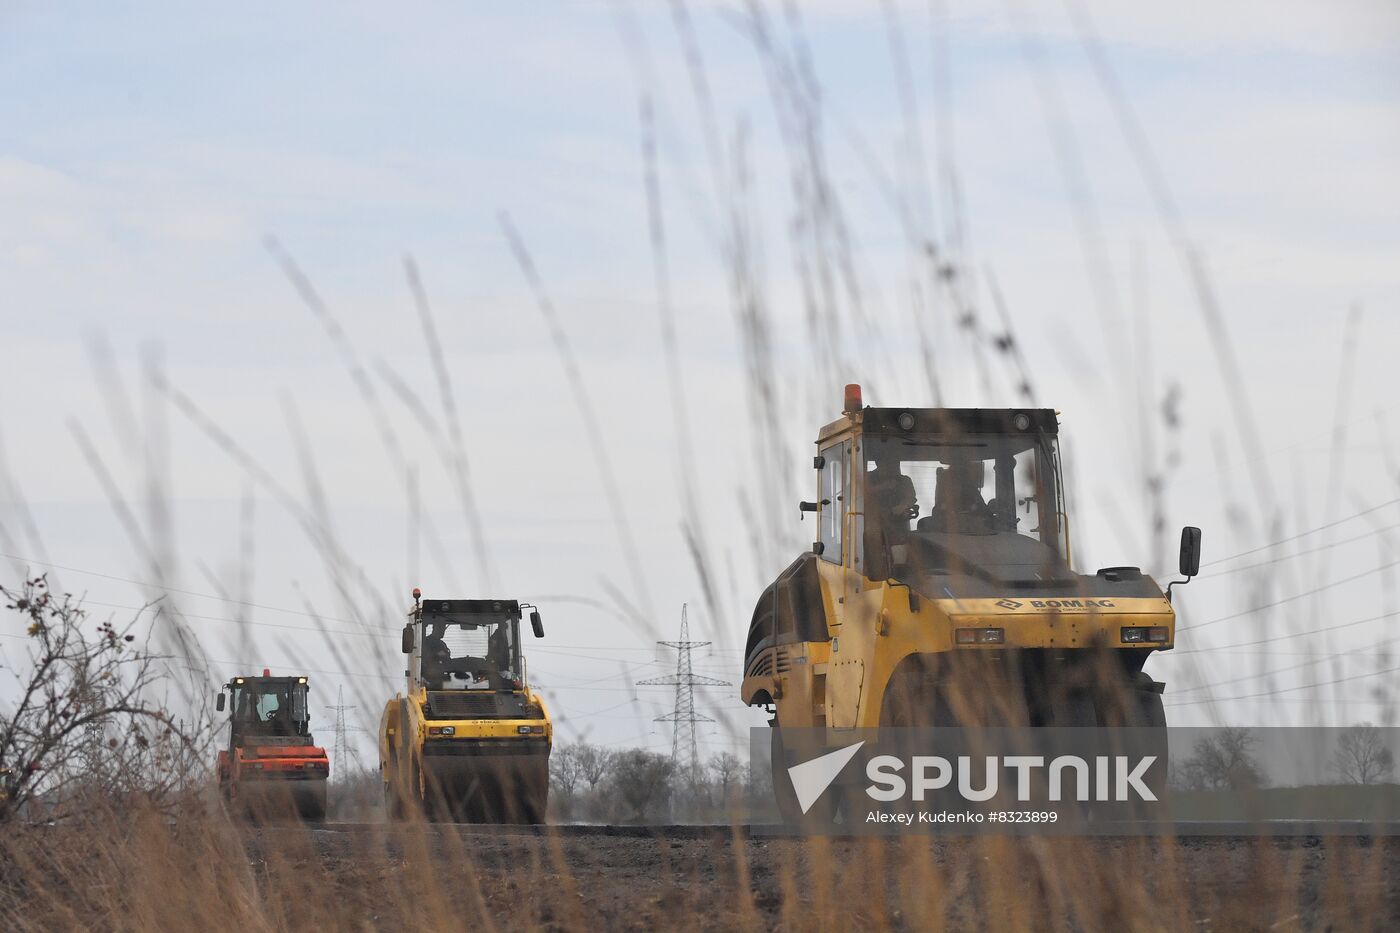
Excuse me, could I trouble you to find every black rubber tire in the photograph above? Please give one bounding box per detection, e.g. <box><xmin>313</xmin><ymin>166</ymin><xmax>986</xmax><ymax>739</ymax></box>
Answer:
<box><xmin>402</xmin><ymin>755</ymin><xmax>426</xmax><ymax>820</ymax></box>
<box><xmin>1127</xmin><ymin>690</ymin><xmax>1168</xmax><ymax>825</ymax></box>
<box><xmin>769</xmin><ymin>721</ymin><xmax>838</xmax><ymax>826</ymax></box>
<box><xmin>1050</xmin><ymin>691</ymin><xmax>1099</xmax><ymax>727</ymax></box>
<box><xmin>1135</xmin><ymin>688</ymin><xmax>1167</xmax><ymax>729</ymax></box>
<box><xmin>769</xmin><ymin>725</ymin><xmax>804</xmax><ymax>825</ymax></box>
<box><xmin>511</xmin><ymin>786</ymin><xmax>547</xmax><ymax>825</ymax></box>
<box><xmin>386</xmin><ymin>781</ymin><xmax>405</xmax><ymax>821</ymax></box>
<box><xmin>517</xmin><ymin>765</ymin><xmax>549</xmax><ymax>824</ymax></box>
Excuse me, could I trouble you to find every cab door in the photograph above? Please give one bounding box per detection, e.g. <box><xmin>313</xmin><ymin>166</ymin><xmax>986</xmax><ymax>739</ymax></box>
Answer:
<box><xmin>815</xmin><ymin>439</ymin><xmax>849</xmax><ymax>627</ymax></box>
<box><xmin>818</xmin><ymin>439</ymin><xmax>865</xmax><ymax>728</ymax></box>
<box><xmin>843</xmin><ymin>435</ymin><xmax>884</xmax><ymax>726</ymax></box>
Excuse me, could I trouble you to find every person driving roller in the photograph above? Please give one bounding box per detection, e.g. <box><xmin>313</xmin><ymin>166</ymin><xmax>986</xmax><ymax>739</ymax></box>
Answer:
<box><xmin>486</xmin><ymin>625</ymin><xmax>514</xmax><ymax>679</ymax></box>
<box><xmin>261</xmin><ymin>694</ymin><xmax>295</xmax><ymax>736</ymax></box>
<box><xmin>421</xmin><ymin>624</ymin><xmax>452</xmax><ymax>689</ymax></box>
<box><xmin>868</xmin><ymin>462</ymin><xmax>918</xmax><ymax>535</ymax></box>
<box><xmin>864</xmin><ymin>458</ymin><xmax>918</xmax><ymax>578</ymax></box>
<box><xmin>921</xmin><ymin>457</ymin><xmax>996</xmax><ymax>534</ymax></box>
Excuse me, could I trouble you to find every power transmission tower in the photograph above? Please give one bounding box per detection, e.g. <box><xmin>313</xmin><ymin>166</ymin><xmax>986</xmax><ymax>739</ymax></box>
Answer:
<box><xmin>81</xmin><ymin>720</ymin><xmax>105</xmax><ymax>781</ymax></box>
<box><xmin>329</xmin><ymin>686</ymin><xmax>364</xmax><ymax>779</ymax></box>
<box><xmin>638</xmin><ymin>604</ymin><xmax>729</xmax><ymax>785</ymax></box>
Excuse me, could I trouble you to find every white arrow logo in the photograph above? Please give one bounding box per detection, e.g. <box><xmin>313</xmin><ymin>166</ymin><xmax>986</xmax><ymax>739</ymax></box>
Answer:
<box><xmin>787</xmin><ymin>741</ymin><xmax>865</xmax><ymax>814</ymax></box>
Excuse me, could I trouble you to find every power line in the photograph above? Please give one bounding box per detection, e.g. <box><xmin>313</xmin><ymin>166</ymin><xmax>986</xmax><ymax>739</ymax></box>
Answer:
<box><xmin>2</xmin><ymin>611</ymin><xmax>724</xmax><ymax>679</ymax></box>
<box><xmin>1198</xmin><ymin>524</ymin><xmax>1400</xmax><ymax>578</ymax></box>
<box><xmin>1199</xmin><ymin>497</ymin><xmax>1400</xmax><ymax>568</ymax></box>
<box><xmin>540</xmin><ymin>643</ymin><xmax>741</xmax><ymax>652</ymax></box>
<box><xmin>0</xmin><ymin>640</ymin><xmax>733</xmax><ymax>725</ymax></box>
<box><xmin>196</xmin><ymin>658</ymin><xmax>391</xmax><ymax>682</ymax></box>
<box><xmin>1</xmin><ymin>552</ymin><xmax>751</xmax><ymax>663</ymax></box>
<box><xmin>1178</xmin><ymin>557</ymin><xmax>1400</xmax><ymax>632</ymax></box>
<box><xmin>0</xmin><ymin>552</ymin><xmax>756</xmax><ymax>666</ymax></box>
<box><xmin>1184</xmin><ymin>644</ymin><xmax>1400</xmax><ymax>658</ymax></box>
<box><xmin>1164</xmin><ymin>662</ymin><xmax>1400</xmax><ymax>706</ymax></box>
<box><xmin>1170</xmin><ymin>640</ymin><xmax>1382</xmax><ymax>696</ymax></box>
<box><xmin>1169</xmin><ymin>608</ymin><xmax>1400</xmax><ymax>655</ymax></box>
<box><xmin>553</xmin><ymin>698</ymin><xmax>641</xmax><ymax>720</ymax></box>
<box><xmin>1168</xmin><ymin>697</ymin><xmax>1394</xmax><ymax>707</ymax></box>
<box><xmin>530</xmin><ymin>660</ymin><xmax>663</xmax><ymax>688</ymax></box>
<box><xmin>1155</xmin><ymin>405</ymin><xmax>1400</xmax><ymax>492</ymax></box>
<box><xmin>0</xmin><ymin>550</ymin><xmax>361</xmax><ymax>625</ymax></box>
<box><xmin>85</xmin><ymin>599</ymin><xmax>389</xmax><ymax>639</ymax></box>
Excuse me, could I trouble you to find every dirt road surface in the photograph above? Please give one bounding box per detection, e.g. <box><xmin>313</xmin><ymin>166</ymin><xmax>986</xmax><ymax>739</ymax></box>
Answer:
<box><xmin>242</xmin><ymin>823</ymin><xmax>1399</xmax><ymax>930</ymax></box>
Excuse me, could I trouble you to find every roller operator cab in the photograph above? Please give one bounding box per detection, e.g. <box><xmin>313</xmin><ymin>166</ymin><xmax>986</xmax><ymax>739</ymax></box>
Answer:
<box><xmin>215</xmin><ymin>670</ymin><xmax>329</xmax><ymax>820</ymax></box>
<box><xmin>741</xmin><ymin>386</ymin><xmax>1201</xmax><ymax>817</ymax></box>
<box><xmin>379</xmin><ymin>592</ymin><xmax>551</xmax><ymax>823</ymax></box>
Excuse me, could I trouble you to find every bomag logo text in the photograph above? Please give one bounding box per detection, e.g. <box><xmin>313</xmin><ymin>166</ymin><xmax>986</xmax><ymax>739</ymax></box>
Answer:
<box><xmin>1027</xmin><ymin>599</ymin><xmax>1115</xmax><ymax>609</ymax></box>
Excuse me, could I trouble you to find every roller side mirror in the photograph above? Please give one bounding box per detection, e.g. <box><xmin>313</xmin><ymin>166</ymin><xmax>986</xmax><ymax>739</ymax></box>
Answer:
<box><xmin>530</xmin><ymin>610</ymin><xmax>544</xmax><ymax>639</ymax></box>
<box><xmin>1166</xmin><ymin>526</ymin><xmax>1202</xmax><ymax>603</ymax></box>
<box><xmin>401</xmin><ymin>624</ymin><xmax>415</xmax><ymax>655</ymax></box>
<box><xmin>216</xmin><ymin>693</ymin><xmax>225</xmax><ymax>712</ymax></box>
<box><xmin>1179</xmin><ymin>526</ymin><xmax>1202</xmax><ymax>577</ymax></box>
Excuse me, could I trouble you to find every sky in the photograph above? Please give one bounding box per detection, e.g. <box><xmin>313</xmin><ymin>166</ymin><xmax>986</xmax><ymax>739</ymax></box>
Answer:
<box><xmin>1</xmin><ymin>1</ymin><xmax>1399</xmax><ymax>769</ymax></box>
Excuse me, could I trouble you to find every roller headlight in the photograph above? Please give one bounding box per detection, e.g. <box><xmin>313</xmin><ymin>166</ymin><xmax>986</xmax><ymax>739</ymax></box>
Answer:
<box><xmin>955</xmin><ymin>628</ymin><xmax>1004</xmax><ymax>645</ymax></box>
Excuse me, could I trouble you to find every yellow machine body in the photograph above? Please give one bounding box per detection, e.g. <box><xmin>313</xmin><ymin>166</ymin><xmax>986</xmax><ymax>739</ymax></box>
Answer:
<box><xmin>379</xmin><ymin>597</ymin><xmax>551</xmax><ymax>823</ymax></box>
<box><xmin>741</xmin><ymin>398</ymin><xmax>1181</xmax><ymax>739</ymax></box>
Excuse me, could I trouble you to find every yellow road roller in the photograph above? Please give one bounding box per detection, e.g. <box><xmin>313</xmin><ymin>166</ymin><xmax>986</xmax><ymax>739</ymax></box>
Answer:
<box><xmin>741</xmin><ymin>385</ymin><xmax>1200</xmax><ymax>821</ymax></box>
<box><xmin>380</xmin><ymin>592</ymin><xmax>551</xmax><ymax>822</ymax></box>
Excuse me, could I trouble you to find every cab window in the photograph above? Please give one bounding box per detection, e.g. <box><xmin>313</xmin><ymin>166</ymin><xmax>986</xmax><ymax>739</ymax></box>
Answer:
<box><xmin>863</xmin><ymin>434</ymin><xmax>1064</xmax><ymax>556</ymax></box>
<box><xmin>818</xmin><ymin>441</ymin><xmax>848</xmax><ymax>563</ymax></box>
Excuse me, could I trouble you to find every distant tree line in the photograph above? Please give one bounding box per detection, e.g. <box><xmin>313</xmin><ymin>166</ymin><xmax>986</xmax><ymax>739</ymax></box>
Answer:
<box><xmin>1170</xmin><ymin>724</ymin><xmax>1396</xmax><ymax>792</ymax></box>
<box><xmin>548</xmin><ymin>742</ymin><xmax>768</xmax><ymax>823</ymax></box>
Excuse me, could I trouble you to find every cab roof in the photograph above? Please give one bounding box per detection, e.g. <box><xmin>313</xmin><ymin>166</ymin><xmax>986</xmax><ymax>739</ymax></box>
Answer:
<box><xmin>229</xmin><ymin>675</ymin><xmax>306</xmax><ymax>685</ymax></box>
<box><xmin>421</xmin><ymin>598</ymin><xmax>520</xmax><ymax>617</ymax></box>
<box><xmin>818</xmin><ymin>407</ymin><xmax>1059</xmax><ymax>444</ymax></box>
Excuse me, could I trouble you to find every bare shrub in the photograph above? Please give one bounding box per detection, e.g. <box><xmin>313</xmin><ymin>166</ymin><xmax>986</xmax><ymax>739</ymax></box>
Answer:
<box><xmin>0</xmin><ymin>576</ymin><xmax>203</xmax><ymax>822</ymax></box>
